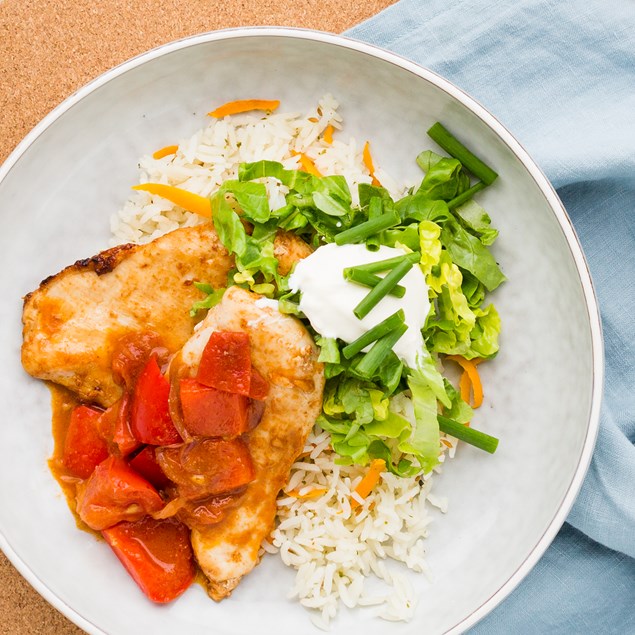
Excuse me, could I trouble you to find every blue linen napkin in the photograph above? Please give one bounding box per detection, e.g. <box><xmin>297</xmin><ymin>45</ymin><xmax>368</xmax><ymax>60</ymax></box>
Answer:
<box><xmin>347</xmin><ymin>1</ymin><xmax>635</xmax><ymax>632</ymax></box>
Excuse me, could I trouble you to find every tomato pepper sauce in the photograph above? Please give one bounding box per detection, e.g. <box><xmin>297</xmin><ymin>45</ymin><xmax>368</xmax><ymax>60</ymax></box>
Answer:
<box><xmin>45</xmin><ymin>327</ymin><xmax>270</xmax><ymax>602</ymax></box>
<box><xmin>48</xmin><ymin>384</ymin><xmax>100</xmax><ymax>535</ymax></box>
<box><xmin>47</xmin><ymin>382</ymin><xmax>209</xmax><ymax>591</ymax></box>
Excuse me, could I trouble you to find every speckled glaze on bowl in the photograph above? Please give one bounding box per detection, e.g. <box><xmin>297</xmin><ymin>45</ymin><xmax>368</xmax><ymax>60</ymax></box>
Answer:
<box><xmin>0</xmin><ymin>27</ymin><xmax>602</xmax><ymax>635</ymax></box>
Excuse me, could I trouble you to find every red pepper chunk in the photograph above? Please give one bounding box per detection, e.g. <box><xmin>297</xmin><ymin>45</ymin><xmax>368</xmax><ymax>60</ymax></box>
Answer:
<box><xmin>102</xmin><ymin>517</ymin><xmax>195</xmax><ymax>604</ymax></box>
<box><xmin>131</xmin><ymin>356</ymin><xmax>181</xmax><ymax>445</ymax></box>
<box><xmin>111</xmin><ymin>331</ymin><xmax>168</xmax><ymax>391</ymax></box>
<box><xmin>178</xmin><ymin>493</ymin><xmax>237</xmax><ymax>528</ymax></box>
<box><xmin>179</xmin><ymin>378</ymin><xmax>249</xmax><ymax>437</ymax></box>
<box><xmin>196</xmin><ymin>331</ymin><xmax>252</xmax><ymax>395</ymax></box>
<box><xmin>62</xmin><ymin>405</ymin><xmax>109</xmax><ymax>479</ymax></box>
<box><xmin>128</xmin><ymin>446</ymin><xmax>172</xmax><ymax>490</ymax></box>
<box><xmin>76</xmin><ymin>456</ymin><xmax>164</xmax><ymax>531</ymax></box>
<box><xmin>157</xmin><ymin>438</ymin><xmax>255</xmax><ymax>499</ymax></box>
<box><xmin>249</xmin><ymin>367</ymin><xmax>269</xmax><ymax>400</ymax></box>
<box><xmin>98</xmin><ymin>394</ymin><xmax>140</xmax><ymax>457</ymax></box>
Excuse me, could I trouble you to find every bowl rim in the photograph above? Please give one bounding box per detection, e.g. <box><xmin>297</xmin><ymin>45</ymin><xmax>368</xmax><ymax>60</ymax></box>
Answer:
<box><xmin>0</xmin><ymin>25</ymin><xmax>604</xmax><ymax>635</ymax></box>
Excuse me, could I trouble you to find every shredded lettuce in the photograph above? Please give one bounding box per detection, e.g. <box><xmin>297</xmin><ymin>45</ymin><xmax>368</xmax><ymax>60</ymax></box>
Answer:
<box><xmin>417</xmin><ymin>157</ymin><xmax>470</xmax><ymax>201</ymax></box>
<box><xmin>216</xmin><ymin>180</ymin><xmax>271</xmax><ymax>222</ymax></box>
<box><xmin>399</xmin><ymin>370</ymin><xmax>441</xmax><ymax>474</ymax></box>
<box><xmin>418</xmin><ymin>220</ymin><xmax>443</xmax><ymax>276</ymax></box>
<box><xmin>199</xmin><ymin>128</ymin><xmax>504</xmax><ymax>475</ymax></box>
<box><xmin>189</xmin><ymin>282</ymin><xmax>225</xmax><ymax>317</ymax></box>
<box><xmin>469</xmin><ymin>304</ymin><xmax>502</xmax><ymax>358</ymax></box>
<box><xmin>443</xmin><ymin>379</ymin><xmax>474</xmax><ymax>424</ymax></box>
<box><xmin>423</xmin><ymin>249</ymin><xmax>501</xmax><ymax>359</ymax></box>
<box><xmin>441</xmin><ymin>219</ymin><xmax>506</xmax><ymax>291</ymax></box>
<box><xmin>454</xmin><ymin>199</ymin><xmax>499</xmax><ymax>246</ymax></box>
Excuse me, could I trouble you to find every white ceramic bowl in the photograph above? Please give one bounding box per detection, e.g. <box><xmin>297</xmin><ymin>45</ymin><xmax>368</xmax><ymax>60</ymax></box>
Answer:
<box><xmin>0</xmin><ymin>27</ymin><xmax>602</xmax><ymax>635</ymax></box>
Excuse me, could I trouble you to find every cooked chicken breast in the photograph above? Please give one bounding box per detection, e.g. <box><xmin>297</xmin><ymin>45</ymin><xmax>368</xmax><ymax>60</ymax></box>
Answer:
<box><xmin>21</xmin><ymin>224</ymin><xmax>311</xmax><ymax>407</ymax></box>
<box><xmin>272</xmin><ymin>229</ymin><xmax>313</xmax><ymax>276</ymax></box>
<box><xmin>183</xmin><ymin>287</ymin><xmax>324</xmax><ymax>600</ymax></box>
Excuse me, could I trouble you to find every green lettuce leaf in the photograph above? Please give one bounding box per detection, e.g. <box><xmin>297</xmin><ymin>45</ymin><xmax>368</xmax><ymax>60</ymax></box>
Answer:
<box><xmin>422</xmin><ymin>249</ymin><xmax>501</xmax><ymax>358</ymax></box>
<box><xmin>469</xmin><ymin>304</ymin><xmax>501</xmax><ymax>358</ymax></box>
<box><xmin>238</xmin><ymin>160</ymin><xmax>297</xmax><ymax>185</ymax></box>
<box><xmin>364</xmin><ymin>411</ymin><xmax>411</xmax><ymax>437</ymax></box>
<box><xmin>331</xmin><ymin>433</ymin><xmax>370</xmax><ymax>463</ymax></box>
<box><xmin>189</xmin><ymin>283</ymin><xmax>225</xmax><ymax>317</ymax></box>
<box><xmin>430</xmin><ymin>252</ymin><xmax>476</xmax><ymax>350</ymax></box>
<box><xmin>382</xmin><ymin>224</ymin><xmax>420</xmax><ymax>251</ymax></box>
<box><xmin>211</xmin><ymin>192</ymin><xmax>280</xmax><ymax>295</ymax></box>
<box><xmin>219</xmin><ymin>180</ymin><xmax>270</xmax><ymax>223</ymax></box>
<box><xmin>339</xmin><ymin>380</ymin><xmax>375</xmax><ymax>426</ymax></box>
<box><xmin>416</xmin><ymin>157</ymin><xmax>467</xmax><ymax>201</ymax></box>
<box><xmin>396</xmin><ymin>195</ymin><xmax>451</xmax><ymax>223</ymax></box>
<box><xmin>358</xmin><ymin>183</ymin><xmax>394</xmax><ymax>208</ymax></box>
<box><xmin>312</xmin><ymin>191</ymin><xmax>349</xmax><ymax>216</ymax></box>
<box><xmin>211</xmin><ymin>194</ymin><xmax>247</xmax><ymax>255</ymax></box>
<box><xmin>416</xmin><ymin>149</ymin><xmax>445</xmax><ymax>172</ymax></box>
<box><xmin>441</xmin><ymin>219</ymin><xmax>506</xmax><ymax>291</ymax></box>
<box><xmin>454</xmin><ymin>199</ymin><xmax>499</xmax><ymax>246</ymax></box>
<box><xmin>317</xmin><ymin>175</ymin><xmax>352</xmax><ymax>207</ymax></box>
<box><xmin>461</xmin><ymin>271</ymin><xmax>486</xmax><ymax>309</ymax></box>
<box><xmin>373</xmin><ymin>352</ymin><xmax>404</xmax><ymax>395</ymax></box>
<box><xmin>443</xmin><ymin>379</ymin><xmax>473</xmax><ymax>424</ymax></box>
<box><xmin>414</xmin><ymin>348</ymin><xmax>451</xmax><ymax>408</ymax></box>
<box><xmin>424</xmin><ymin>264</ymin><xmax>501</xmax><ymax>359</ymax></box>
<box><xmin>399</xmin><ymin>370</ymin><xmax>441</xmax><ymax>473</ymax></box>
<box><xmin>419</xmin><ymin>220</ymin><xmax>443</xmax><ymax>276</ymax></box>
<box><xmin>316</xmin><ymin>337</ymin><xmax>340</xmax><ymax>364</ymax></box>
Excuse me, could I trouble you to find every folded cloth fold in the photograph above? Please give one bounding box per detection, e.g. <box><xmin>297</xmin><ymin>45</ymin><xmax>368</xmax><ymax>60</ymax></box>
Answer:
<box><xmin>347</xmin><ymin>1</ymin><xmax>635</xmax><ymax>632</ymax></box>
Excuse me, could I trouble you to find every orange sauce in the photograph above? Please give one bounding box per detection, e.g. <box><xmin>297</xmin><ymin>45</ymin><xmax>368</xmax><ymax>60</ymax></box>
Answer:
<box><xmin>48</xmin><ymin>384</ymin><xmax>103</xmax><ymax>537</ymax></box>
<box><xmin>47</xmin><ymin>383</ymin><xmax>214</xmax><ymax>592</ymax></box>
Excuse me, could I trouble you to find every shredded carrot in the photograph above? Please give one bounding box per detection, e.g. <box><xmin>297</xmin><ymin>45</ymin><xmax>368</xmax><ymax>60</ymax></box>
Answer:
<box><xmin>362</xmin><ymin>140</ymin><xmax>381</xmax><ymax>186</ymax></box>
<box><xmin>323</xmin><ymin>124</ymin><xmax>334</xmax><ymax>144</ymax></box>
<box><xmin>441</xmin><ymin>438</ymin><xmax>453</xmax><ymax>449</ymax></box>
<box><xmin>152</xmin><ymin>144</ymin><xmax>178</xmax><ymax>160</ymax></box>
<box><xmin>287</xmin><ymin>487</ymin><xmax>328</xmax><ymax>500</ymax></box>
<box><xmin>447</xmin><ymin>355</ymin><xmax>484</xmax><ymax>408</ymax></box>
<box><xmin>459</xmin><ymin>369</ymin><xmax>472</xmax><ymax>405</ymax></box>
<box><xmin>207</xmin><ymin>99</ymin><xmax>280</xmax><ymax>118</ymax></box>
<box><xmin>132</xmin><ymin>183</ymin><xmax>211</xmax><ymax>218</ymax></box>
<box><xmin>350</xmin><ymin>458</ymin><xmax>386</xmax><ymax>510</ymax></box>
<box><xmin>291</xmin><ymin>151</ymin><xmax>322</xmax><ymax>177</ymax></box>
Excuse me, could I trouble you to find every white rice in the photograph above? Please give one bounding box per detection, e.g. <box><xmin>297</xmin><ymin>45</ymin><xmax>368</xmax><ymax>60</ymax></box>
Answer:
<box><xmin>109</xmin><ymin>96</ymin><xmax>455</xmax><ymax>626</ymax></box>
<box><xmin>262</xmin><ymin>426</ymin><xmax>452</xmax><ymax>629</ymax></box>
<box><xmin>110</xmin><ymin>94</ymin><xmax>414</xmax><ymax>245</ymax></box>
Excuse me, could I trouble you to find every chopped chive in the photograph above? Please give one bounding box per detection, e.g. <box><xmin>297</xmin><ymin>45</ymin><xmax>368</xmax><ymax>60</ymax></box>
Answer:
<box><xmin>447</xmin><ymin>181</ymin><xmax>486</xmax><ymax>209</ymax></box>
<box><xmin>342</xmin><ymin>309</ymin><xmax>405</xmax><ymax>359</ymax></box>
<box><xmin>427</xmin><ymin>122</ymin><xmax>498</xmax><ymax>186</ymax></box>
<box><xmin>352</xmin><ymin>251</ymin><xmax>421</xmax><ymax>275</ymax></box>
<box><xmin>353</xmin><ymin>258</ymin><xmax>416</xmax><ymax>320</ymax></box>
<box><xmin>344</xmin><ymin>268</ymin><xmax>406</xmax><ymax>298</ymax></box>
<box><xmin>354</xmin><ymin>323</ymin><xmax>408</xmax><ymax>377</ymax></box>
<box><xmin>437</xmin><ymin>415</ymin><xmax>499</xmax><ymax>454</ymax></box>
<box><xmin>365</xmin><ymin>197</ymin><xmax>383</xmax><ymax>251</ymax></box>
<box><xmin>334</xmin><ymin>210</ymin><xmax>400</xmax><ymax>245</ymax></box>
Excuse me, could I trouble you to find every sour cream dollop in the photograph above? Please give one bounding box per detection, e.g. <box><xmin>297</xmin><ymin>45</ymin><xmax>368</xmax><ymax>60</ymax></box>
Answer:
<box><xmin>288</xmin><ymin>243</ymin><xmax>429</xmax><ymax>369</ymax></box>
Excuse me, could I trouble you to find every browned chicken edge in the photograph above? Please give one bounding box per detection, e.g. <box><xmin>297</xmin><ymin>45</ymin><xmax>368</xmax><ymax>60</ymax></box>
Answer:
<box><xmin>24</xmin><ymin>242</ymin><xmax>138</xmax><ymax>305</ymax></box>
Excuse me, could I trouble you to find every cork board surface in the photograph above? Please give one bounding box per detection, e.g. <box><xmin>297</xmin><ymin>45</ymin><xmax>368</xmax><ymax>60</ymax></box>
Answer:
<box><xmin>0</xmin><ymin>1</ymin><xmax>395</xmax><ymax>633</ymax></box>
